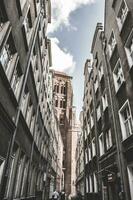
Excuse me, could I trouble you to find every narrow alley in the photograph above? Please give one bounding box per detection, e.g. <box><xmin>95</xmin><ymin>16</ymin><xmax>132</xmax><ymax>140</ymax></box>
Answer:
<box><xmin>0</xmin><ymin>0</ymin><xmax>133</xmax><ymax>200</ymax></box>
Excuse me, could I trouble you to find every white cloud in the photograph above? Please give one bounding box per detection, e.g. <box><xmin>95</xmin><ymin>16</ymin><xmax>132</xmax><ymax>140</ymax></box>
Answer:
<box><xmin>51</xmin><ymin>38</ymin><xmax>76</xmax><ymax>73</ymax></box>
<box><xmin>48</xmin><ymin>0</ymin><xmax>95</xmax><ymax>33</ymax></box>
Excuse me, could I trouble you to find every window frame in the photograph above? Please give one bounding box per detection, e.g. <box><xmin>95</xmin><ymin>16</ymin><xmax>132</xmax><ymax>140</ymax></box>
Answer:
<box><xmin>113</xmin><ymin>58</ymin><xmax>125</xmax><ymax>92</ymax></box>
<box><xmin>119</xmin><ymin>100</ymin><xmax>133</xmax><ymax>140</ymax></box>
<box><xmin>116</xmin><ymin>0</ymin><xmax>129</xmax><ymax>32</ymax></box>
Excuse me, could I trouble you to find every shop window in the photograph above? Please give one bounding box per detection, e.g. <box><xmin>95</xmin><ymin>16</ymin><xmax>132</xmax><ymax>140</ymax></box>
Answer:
<box><xmin>119</xmin><ymin>100</ymin><xmax>133</xmax><ymax>140</ymax></box>
<box><xmin>113</xmin><ymin>59</ymin><xmax>124</xmax><ymax>92</ymax></box>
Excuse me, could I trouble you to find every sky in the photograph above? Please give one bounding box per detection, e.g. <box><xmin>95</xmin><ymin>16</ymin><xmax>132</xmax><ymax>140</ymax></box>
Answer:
<box><xmin>48</xmin><ymin>0</ymin><xmax>105</xmax><ymax>119</ymax></box>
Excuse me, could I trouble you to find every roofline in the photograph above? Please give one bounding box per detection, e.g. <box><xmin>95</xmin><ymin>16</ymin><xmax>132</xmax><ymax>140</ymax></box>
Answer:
<box><xmin>53</xmin><ymin>70</ymin><xmax>73</xmax><ymax>79</ymax></box>
<box><xmin>91</xmin><ymin>23</ymin><xmax>103</xmax><ymax>53</ymax></box>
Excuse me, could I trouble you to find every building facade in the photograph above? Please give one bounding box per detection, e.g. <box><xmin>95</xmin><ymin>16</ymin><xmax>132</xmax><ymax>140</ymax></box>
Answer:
<box><xmin>53</xmin><ymin>71</ymin><xmax>73</xmax><ymax>195</ymax></box>
<box><xmin>75</xmin><ymin>111</ymin><xmax>84</xmax><ymax>196</ymax></box>
<box><xmin>0</xmin><ymin>0</ymin><xmax>57</xmax><ymax>199</ymax></box>
<box><xmin>71</xmin><ymin>107</ymin><xmax>80</xmax><ymax>196</ymax></box>
<box><xmin>83</xmin><ymin>1</ymin><xmax>133</xmax><ymax>200</ymax></box>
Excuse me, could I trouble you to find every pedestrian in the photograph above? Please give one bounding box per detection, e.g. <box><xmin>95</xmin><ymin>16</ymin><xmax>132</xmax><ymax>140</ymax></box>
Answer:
<box><xmin>60</xmin><ymin>190</ymin><xmax>65</xmax><ymax>200</ymax></box>
<box><xmin>52</xmin><ymin>190</ymin><xmax>60</xmax><ymax>200</ymax></box>
<box><xmin>76</xmin><ymin>191</ymin><xmax>82</xmax><ymax>200</ymax></box>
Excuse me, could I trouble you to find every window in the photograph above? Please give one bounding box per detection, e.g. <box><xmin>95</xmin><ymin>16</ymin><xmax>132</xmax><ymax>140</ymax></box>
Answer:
<box><xmin>119</xmin><ymin>100</ymin><xmax>133</xmax><ymax>140</ymax></box>
<box><xmin>26</xmin><ymin>100</ymin><xmax>33</xmax><ymax>127</ymax></box>
<box><xmin>94</xmin><ymin>78</ymin><xmax>98</xmax><ymax>92</ymax></box>
<box><xmin>93</xmin><ymin>172</ymin><xmax>98</xmax><ymax>192</ymax></box>
<box><xmin>0</xmin><ymin>45</ymin><xmax>12</xmax><ymax>71</ymax></box>
<box><xmin>117</xmin><ymin>0</ymin><xmax>128</xmax><ymax>31</ymax></box>
<box><xmin>92</xmin><ymin>138</ymin><xmax>96</xmax><ymax>157</ymax></box>
<box><xmin>11</xmin><ymin>64</ymin><xmax>23</xmax><ymax>100</ymax></box>
<box><xmin>102</xmin><ymin>93</ymin><xmax>108</xmax><ymax>111</ymax></box>
<box><xmin>96</xmin><ymin>104</ymin><xmax>101</xmax><ymax>120</ymax></box>
<box><xmin>90</xmin><ymin>112</ymin><xmax>94</xmax><ymax>128</ymax></box>
<box><xmin>113</xmin><ymin>59</ymin><xmax>124</xmax><ymax>91</ymax></box>
<box><xmin>88</xmin><ymin>146</ymin><xmax>91</xmax><ymax>161</ymax></box>
<box><xmin>61</xmin><ymin>86</ymin><xmax>64</xmax><ymax>94</ymax></box>
<box><xmin>0</xmin><ymin>159</ymin><xmax>5</xmax><ymax>187</ymax></box>
<box><xmin>23</xmin><ymin>8</ymin><xmax>32</xmax><ymax>45</ymax></box>
<box><xmin>106</xmin><ymin>129</ymin><xmax>113</xmax><ymax>150</ymax></box>
<box><xmin>55</xmin><ymin>99</ymin><xmax>58</xmax><ymax>107</ymax></box>
<box><xmin>85</xmin><ymin>150</ymin><xmax>88</xmax><ymax>164</ymax></box>
<box><xmin>89</xmin><ymin>175</ymin><xmax>93</xmax><ymax>192</ymax></box>
<box><xmin>57</xmin><ymin>85</ymin><xmax>59</xmax><ymax>93</ymax></box>
<box><xmin>99</xmin><ymin>62</ymin><xmax>104</xmax><ymax>80</ymax></box>
<box><xmin>125</xmin><ymin>29</ymin><xmax>133</xmax><ymax>68</ymax></box>
<box><xmin>108</xmin><ymin>31</ymin><xmax>116</xmax><ymax>57</ymax></box>
<box><xmin>60</xmin><ymin>114</ymin><xmax>64</xmax><ymax>125</ymax></box>
<box><xmin>60</xmin><ymin>100</ymin><xmax>63</xmax><ymax>108</ymax></box>
<box><xmin>99</xmin><ymin>133</ymin><xmax>104</xmax><ymax>156</ymax></box>
<box><xmin>63</xmin><ymin>100</ymin><xmax>66</xmax><ymax>108</ymax></box>
<box><xmin>21</xmin><ymin>89</ymin><xmax>29</xmax><ymax>117</ymax></box>
<box><xmin>127</xmin><ymin>165</ymin><xmax>133</xmax><ymax>200</ymax></box>
<box><xmin>14</xmin><ymin>155</ymin><xmax>24</xmax><ymax>198</ymax></box>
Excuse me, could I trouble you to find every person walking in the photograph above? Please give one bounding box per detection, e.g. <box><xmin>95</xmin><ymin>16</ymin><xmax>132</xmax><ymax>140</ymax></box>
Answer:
<box><xmin>52</xmin><ymin>190</ymin><xmax>60</xmax><ymax>200</ymax></box>
<box><xmin>60</xmin><ymin>190</ymin><xmax>65</xmax><ymax>200</ymax></box>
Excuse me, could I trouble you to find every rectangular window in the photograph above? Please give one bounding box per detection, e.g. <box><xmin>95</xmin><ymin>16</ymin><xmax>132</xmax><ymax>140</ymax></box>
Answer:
<box><xmin>102</xmin><ymin>93</ymin><xmax>108</xmax><ymax>111</ymax></box>
<box><xmin>94</xmin><ymin>78</ymin><xmax>98</xmax><ymax>92</ymax></box>
<box><xmin>99</xmin><ymin>62</ymin><xmax>104</xmax><ymax>80</ymax></box>
<box><xmin>92</xmin><ymin>138</ymin><xmax>96</xmax><ymax>157</ymax></box>
<box><xmin>99</xmin><ymin>133</ymin><xmax>104</xmax><ymax>156</ymax></box>
<box><xmin>89</xmin><ymin>175</ymin><xmax>93</xmax><ymax>192</ymax></box>
<box><xmin>108</xmin><ymin>31</ymin><xmax>116</xmax><ymax>57</ymax></box>
<box><xmin>113</xmin><ymin>59</ymin><xmax>124</xmax><ymax>92</ymax></box>
<box><xmin>117</xmin><ymin>0</ymin><xmax>128</xmax><ymax>31</ymax></box>
<box><xmin>96</xmin><ymin>104</ymin><xmax>101</xmax><ymax>121</ymax></box>
<box><xmin>11</xmin><ymin>64</ymin><xmax>23</xmax><ymax>100</ymax></box>
<box><xmin>106</xmin><ymin>129</ymin><xmax>113</xmax><ymax>150</ymax></box>
<box><xmin>119</xmin><ymin>100</ymin><xmax>133</xmax><ymax>140</ymax></box>
<box><xmin>93</xmin><ymin>172</ymin><xmax>98</xmax><ymax>192</ymax></box>
<box><xmin>127</xmin><ymin>165</ymin><xmax>133</xmax><ymax>200</ymax></box>
<box><xmin>23</xmin><ymin>8</ymin><xmax>32</xmax><ymax>45</ymax></box>
<box><xmin>90</xmin><ymin>112</ymin><xmax>94</xmax><ymax>128</ymax></box>
<box><xmin>125</xmin><ymin>29</ymin><xmax>133</xmax><ymax>68</ymax></box>
<box><xmin>0</xmin><ymin>159</ymin><xmax>5</xmax><ymax>187</ymax></box>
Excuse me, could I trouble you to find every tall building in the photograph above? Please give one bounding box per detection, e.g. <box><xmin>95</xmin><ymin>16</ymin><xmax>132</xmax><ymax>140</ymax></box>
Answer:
<box><xmin>53</xmin><ymin>71</ymin><xmax>73</xmax><ymax>195</ymax></box>
<box><xmin>71</xmin><ymin>106</ymin><xmax>80</xmax><ymax>196</ymax></box>
<box><xmin>83</xmin><ymin>1</ymin><xmax>133</xmax><ymax>200</ymax></box>
<box><xmin>75</xmin><ymin>111</ymin><xmax>84</xmax><ymax>196</ymax></box>
<box><xmin>0</xmin><ymin>0</ymin><xmax>60</xmax><ymax>199</ymax></box>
